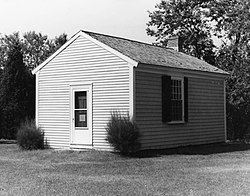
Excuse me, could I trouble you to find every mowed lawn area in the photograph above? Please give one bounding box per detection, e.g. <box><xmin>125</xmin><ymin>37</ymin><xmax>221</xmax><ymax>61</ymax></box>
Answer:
<box><xmin>1</xmin><ymin>143</ymin><xmax>250</xmax><ymax>195</ymax></box>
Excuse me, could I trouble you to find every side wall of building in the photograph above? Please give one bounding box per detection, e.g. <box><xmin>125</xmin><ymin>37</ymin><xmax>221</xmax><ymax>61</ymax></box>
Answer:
<box><xmin>37</xmin><ymin>35</ymin><xmax>130</xmax><ymax>150</ymax></box>
<box><xmin>135</xmin><ymin>64</ymin><xmax>226</xmax><ymax>150</ymax></box>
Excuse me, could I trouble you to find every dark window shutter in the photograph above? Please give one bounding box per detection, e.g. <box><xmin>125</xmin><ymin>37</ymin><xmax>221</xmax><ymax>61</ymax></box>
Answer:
<box><xmin>184</xmin><ymin>77</ymin><xmax>188</xmax><ymax>122</ymax></box>
<box><xmin>162</xmin><ymin>75</ymin><xmax>171</xmax><ymax>123</ymax></box>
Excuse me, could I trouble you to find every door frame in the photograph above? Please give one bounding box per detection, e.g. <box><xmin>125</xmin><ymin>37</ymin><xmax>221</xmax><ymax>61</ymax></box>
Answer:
<box><xmin>69</xmin><ymin>83</ymin><xmax>93</xmax><ymax>146</ymax></box>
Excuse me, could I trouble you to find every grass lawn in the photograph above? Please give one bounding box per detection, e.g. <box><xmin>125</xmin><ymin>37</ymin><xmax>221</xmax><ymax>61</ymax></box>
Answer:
<box><xmin>1</xmin><ymin>143</ymin><xmax>250</xmax><ymax>195</ymax></box>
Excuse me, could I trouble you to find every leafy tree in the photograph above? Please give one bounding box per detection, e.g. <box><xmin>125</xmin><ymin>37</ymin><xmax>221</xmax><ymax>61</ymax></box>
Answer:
<box><xmin>23</xmin><ymin>31</ymin><xmax>67</xmax><ymax>70</ymax></box>
<box><xmin>0</xmin><ymin>43</ymin><xmax>34</xmax><ymax>139</ymax></box>
<box><xmin>53</xmin><ymin>33</ymin><xmax>67</xmax><ymax>51</ymax></box>
<box><xmin>22</xmin><ymin>31</ymin><xmax>53</xmax><ymax>70</ymax></box>
<box><xmin>0</xmin><ymin>31</ymin><xmax>67</xmax><ymax>71</ymax></box>
<box><xmin>216</xmin><ymin>43</ymin><xmax>250</xmax><ymax>140</ymax></box>
<box><xmin>209</xmin><ymin>0</ymin><xmax>250</xmax><ymax>45</ymax></box>
<box><xmin>0</xmin><ymin>32</ymin><xmax>22</xmax><ymax>69</ymax></box>
<box><xmin>146</xmin><ymin>0</ymin><xmax>216</xmax><ymax>65</ymax></box>
<box><xmin>213</xmin><ymin>0</ymin><xmax>250</xmax><ymax>140</ymax></box>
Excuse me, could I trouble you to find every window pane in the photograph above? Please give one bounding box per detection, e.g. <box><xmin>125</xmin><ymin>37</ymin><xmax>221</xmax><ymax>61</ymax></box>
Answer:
<box><xmin>171</xmin><ymin>79</ymin><xmax>183</xmax><ymax>121</ymax></box>
<box><xmin>75</xmin><ymin>110</ymin><xmax>87</xmax><ymax>127</ymax></box>
<box><xmin>171</xmin><ymin>100</ymin><xmax>182</xmax><ymax>121</ymax></box>
<box><xmin>75</xmin><ymin>91</ymin><xmax>87</xmax><ymax>109</ymax></box>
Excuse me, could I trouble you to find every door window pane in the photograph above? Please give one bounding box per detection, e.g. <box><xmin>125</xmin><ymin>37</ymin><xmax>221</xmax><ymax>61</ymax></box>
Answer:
<box><xmin>75</xmin><ymin>110</ymin><xmax>87</xmax><ymax>127</ymax></box>
<box><xmin>75</xmin><ymin>92</ymin><xmax>87</xmax><ymax>109</ymax></box>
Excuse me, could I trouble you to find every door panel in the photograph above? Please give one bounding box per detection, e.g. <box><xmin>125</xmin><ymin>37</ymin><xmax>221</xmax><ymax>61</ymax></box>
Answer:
<box><xmin>70</xmin><ymin>84</ymin><xmax>92</xmax><ymax>145</ymax></box>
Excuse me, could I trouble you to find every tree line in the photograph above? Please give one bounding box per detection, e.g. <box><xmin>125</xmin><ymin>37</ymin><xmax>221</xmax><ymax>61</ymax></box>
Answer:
<box><xmin>0</xmin><ymin>32</ymin><xmax>67</xmax><ymax>139</ymax></box>
<box><xmin>147</xmin><ymin>0</ymin><xmax>250</xmax><ymax>140</ymax></box>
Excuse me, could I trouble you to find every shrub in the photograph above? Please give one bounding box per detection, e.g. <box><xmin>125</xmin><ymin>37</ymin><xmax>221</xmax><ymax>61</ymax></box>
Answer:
<box><xmin>16</xmin><ymin>120</ymin><xmax>45</xmax><ymax>150</ymax></box>
<box><xmin>106</xmin><ymin>111</ymin><xmax>140</xmax><ymax>155</ymax></box>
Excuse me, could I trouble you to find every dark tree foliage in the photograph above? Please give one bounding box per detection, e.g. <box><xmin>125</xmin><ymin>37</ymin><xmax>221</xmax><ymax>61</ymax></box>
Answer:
<box><xmin>0</xmin><ymin>31</ymin><xmax>67</xmax><ymax>139</ymax></box>
<box><xmin>147</xmin><ymin>0</ymin><xmax>216</xmax><ymax>65</ymax></box>
<box><xmin>216</xmin><ymin>43</ymin><xmax>250</xmax><ymax>140</ymax></box>
<box><xmin>0</xmin><ymin>43</ymin><xmax>35</xmax><ymax>139</ymax></box>
<box><xmin>213</xmin><ymin>0</ymin><xmax>250</xmax><ymax>140</ymax></box>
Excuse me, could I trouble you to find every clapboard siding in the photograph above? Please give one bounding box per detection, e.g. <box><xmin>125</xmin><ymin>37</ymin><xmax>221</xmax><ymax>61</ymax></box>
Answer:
<box><xmin>37</xmin><ymin>35</ymin><xmax>130</xmax><ymax>149</ymax></box>
<box><xmin>135</xmin><ymin>67</ymin><xmax>225</xmax><ymax>150</ymax></box>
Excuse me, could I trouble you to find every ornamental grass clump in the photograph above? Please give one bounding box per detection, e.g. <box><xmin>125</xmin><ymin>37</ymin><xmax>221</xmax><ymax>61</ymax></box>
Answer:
<box><xmin>16</xmin><ymin>120</ymin><xmax>45</xmax><ymax>150</ymax></box>
<box><xmin>106</xmin><ymin>111</ymin><xmax>140</xmax><ymax>155</ymax></box>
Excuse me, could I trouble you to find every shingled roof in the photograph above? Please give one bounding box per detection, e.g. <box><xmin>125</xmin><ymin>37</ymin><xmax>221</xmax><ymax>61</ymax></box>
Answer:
<box><xmin>83</xmin><ymin>30</ymin><xmax>227</xmax><ymax>75</ymax></box>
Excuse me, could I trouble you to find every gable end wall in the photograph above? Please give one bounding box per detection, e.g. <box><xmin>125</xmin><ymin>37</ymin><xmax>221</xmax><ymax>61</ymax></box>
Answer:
<box><xmin>37</xmin><ymin>35</ymin><xmax>130</xmax><ymax>150</ymax></box>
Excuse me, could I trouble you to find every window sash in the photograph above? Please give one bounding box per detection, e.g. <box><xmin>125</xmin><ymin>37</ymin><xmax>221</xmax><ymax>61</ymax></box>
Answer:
<box><xmin>171</xmin><ymin>77</ymin><xmax>184</xmax><ymax>122</ymax></box>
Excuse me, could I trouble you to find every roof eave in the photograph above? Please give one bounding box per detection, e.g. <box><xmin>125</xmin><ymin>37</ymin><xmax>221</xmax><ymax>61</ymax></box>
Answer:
<box><xmin>138</xmin><ymin>62</ymin><xmax>230</xmax><ymax>79</ymax></box>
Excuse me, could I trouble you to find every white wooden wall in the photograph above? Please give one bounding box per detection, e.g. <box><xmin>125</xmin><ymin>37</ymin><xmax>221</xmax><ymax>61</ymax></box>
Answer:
<box><xmin>135</xmin><ymin>65</ymin><xmax>226</xmax><ymax>150</ymax></box>
<box><xmin>37</xmin><ymin>35</ymin><xmax>130</xmax><ymax>150</ymax></box>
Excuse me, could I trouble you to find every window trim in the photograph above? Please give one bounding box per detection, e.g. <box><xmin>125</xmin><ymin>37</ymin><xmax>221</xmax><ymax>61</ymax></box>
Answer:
<box><xmin>162</xmin><ymin>75</ymin><xmax>188</xmax><ymax>124</ymax></box>
<box><xmin>169</xmin><ymin>76</ymin><xmax>185</xmax><ymax>124</ymax></box>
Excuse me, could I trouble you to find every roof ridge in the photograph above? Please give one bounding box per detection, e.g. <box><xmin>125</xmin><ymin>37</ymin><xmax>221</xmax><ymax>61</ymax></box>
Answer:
<box><xmin>81</xmin><ymin>30</ymin><xmax>174</xmax><ymax>51</ymax></box>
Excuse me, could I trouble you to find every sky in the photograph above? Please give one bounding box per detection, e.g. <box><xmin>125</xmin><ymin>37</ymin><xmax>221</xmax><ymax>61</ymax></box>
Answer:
<box><xmin>0</xmin><ymin>0</ymin><xmax>160</xmax><ymax>44</ymax></box>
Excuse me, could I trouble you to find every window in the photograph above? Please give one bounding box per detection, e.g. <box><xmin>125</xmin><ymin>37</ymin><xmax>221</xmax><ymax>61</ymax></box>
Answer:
<box><xmin>171</xmin><ymin>78</ymin><xmax>184</xmax><ymax>122</ymax></box>
<box><xmin>162</xmin><ymin>75</ymin><xmax>188</xmax><ymax>123</ymax></box>
<box><xmin>74</xmin><ymin>91</ymin><xmax>87</xmax><ymax>127</ymax></box>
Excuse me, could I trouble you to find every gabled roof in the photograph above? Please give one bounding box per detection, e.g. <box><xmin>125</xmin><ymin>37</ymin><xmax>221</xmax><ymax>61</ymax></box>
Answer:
<box><xmin>32</xmin><ymin>30</ymin><xmax>228</xmax><ymax>75</ymax></box>
<box><xmin>83</xmin><ymin>30</ymin><xmax>227</xmax><ymax>75</ymax></box>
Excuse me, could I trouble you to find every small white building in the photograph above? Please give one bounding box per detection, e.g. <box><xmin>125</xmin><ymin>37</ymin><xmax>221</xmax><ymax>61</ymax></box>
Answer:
<box><xmin>32</xmin><ymin>30</ymin><xmax>228</xmax><ymax>150</ymax></box>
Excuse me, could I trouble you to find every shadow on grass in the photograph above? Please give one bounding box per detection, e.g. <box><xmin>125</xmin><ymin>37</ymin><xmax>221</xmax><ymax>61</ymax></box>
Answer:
<box><xmin>129</xmin><ymin>142</ymin><xmax>250</xmax><ymax>158</ymax></box>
